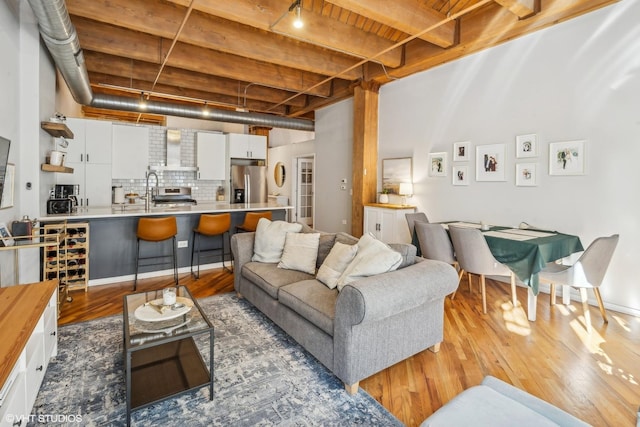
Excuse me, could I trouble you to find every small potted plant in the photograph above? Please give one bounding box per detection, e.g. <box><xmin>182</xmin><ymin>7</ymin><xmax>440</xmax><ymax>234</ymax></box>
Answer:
<box><xmin>379</xmin><ymin>188</ymin><xmax>390</xmax><ymax>204</ymax></box>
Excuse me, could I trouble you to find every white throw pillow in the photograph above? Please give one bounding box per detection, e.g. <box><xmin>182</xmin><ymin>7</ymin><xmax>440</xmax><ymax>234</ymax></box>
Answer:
<box><xmin>278</xmin><ymin>232</ymin><xmax>320</xmax><ymax>274</ymax></box>
<box><xmin>336</xmin><ymin>233</ymin><xmax>402</xmax><ymax>291</ymax></box>
<box><xmin>252</xmin><ymin>218</ymin><xmax>303</xmax><ymax>263</ymax></box>
<box><xmin>316</xmin><ymin>241</ymin><xmax>358</xmax><ymax>289</ymax></box>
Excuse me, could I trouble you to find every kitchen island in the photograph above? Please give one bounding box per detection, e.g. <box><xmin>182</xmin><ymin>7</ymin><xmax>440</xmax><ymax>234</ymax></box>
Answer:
<box><xmin>40</xmin><ymin>202</ymin><xmax>291</xmax><ymax>284</ymax></box>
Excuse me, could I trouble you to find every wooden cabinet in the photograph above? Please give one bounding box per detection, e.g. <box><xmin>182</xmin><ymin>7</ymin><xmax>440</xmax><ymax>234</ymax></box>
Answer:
<box><xmin>56</xmin><ymin>118</ymin><xmax>113</xmax><ymax>207</ymax></box>
<box><xmin>196</xmin><ymin>132</ymin><xmax>226</xmax><ymax>180</ymax></box>
<box><xmin>0</xmin><ymin>282</ymin><xmax>57</xmax><ymax>427</ymax></box>
<box><xmin>364</xmin><ymin>204</ymin><xmax>416</xmax><ymax>244</ymax></box>
<box><xmin>112</xmin><ymin>124</ymin><xmax>149</xmax><ymax>179</ymax></box>
<box><xmin>227</xmin><ymin>133</ymin><xmax>267</xmax><ymax>159</ymax></box>
<box><xmin>43</xmin><ymin>222</ymin><xmax>89</xmax><ymax>295</ymax></box>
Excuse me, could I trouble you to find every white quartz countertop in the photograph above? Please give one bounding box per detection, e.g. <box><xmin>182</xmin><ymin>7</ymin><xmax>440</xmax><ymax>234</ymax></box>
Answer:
<box><xmin>41</xmin><ymin>202</ymin><xmax>292</xmax><ymax>221</ymax></box>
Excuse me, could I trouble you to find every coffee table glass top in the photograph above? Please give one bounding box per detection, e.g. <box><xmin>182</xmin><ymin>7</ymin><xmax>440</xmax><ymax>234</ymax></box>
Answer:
<box><xmin>124</xmin><ymin>285</ymin><xmax>211</xmax><ymax>349</ymax></box>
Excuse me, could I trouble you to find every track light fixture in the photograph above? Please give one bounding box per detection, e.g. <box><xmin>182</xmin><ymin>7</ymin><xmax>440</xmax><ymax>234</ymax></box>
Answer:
<box><xmin>202</xmin><ymin>102</ymin><xmax>210</xmax><ymax>117</ymax></box>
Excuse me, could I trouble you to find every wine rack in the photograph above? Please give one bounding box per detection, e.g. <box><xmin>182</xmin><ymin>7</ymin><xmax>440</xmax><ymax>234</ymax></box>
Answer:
<box><xmin>43</xmin><ymin>222</ymin><xmax>89</xmax><ymax>299</ymax></box>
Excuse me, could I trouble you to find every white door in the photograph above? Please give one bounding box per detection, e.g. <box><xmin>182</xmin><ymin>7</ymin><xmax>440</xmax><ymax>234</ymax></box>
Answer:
<box><xmin>296</xmin><ymin>157</ymin><xmax>314</xmax><ymax>226</ymax></box>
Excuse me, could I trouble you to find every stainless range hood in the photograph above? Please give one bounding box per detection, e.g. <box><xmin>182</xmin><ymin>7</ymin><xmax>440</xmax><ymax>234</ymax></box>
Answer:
<box><xmin>149</xmin><ymin>129</ymin><xmax>198</xmax><ymax>172</ymax></box>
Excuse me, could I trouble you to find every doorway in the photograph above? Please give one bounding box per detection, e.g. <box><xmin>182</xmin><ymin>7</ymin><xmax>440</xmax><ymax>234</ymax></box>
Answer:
<box><xmin>294</xmin><ymin>156</ymin><xmax>314</xmax><ymax>226</ymax></box>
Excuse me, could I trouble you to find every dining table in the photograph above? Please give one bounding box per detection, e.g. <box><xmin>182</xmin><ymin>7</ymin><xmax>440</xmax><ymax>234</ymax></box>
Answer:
<box><xmin>442</xmin><ymin>222</ymin><xmax>584</xmax><ymax>321</ymax></box>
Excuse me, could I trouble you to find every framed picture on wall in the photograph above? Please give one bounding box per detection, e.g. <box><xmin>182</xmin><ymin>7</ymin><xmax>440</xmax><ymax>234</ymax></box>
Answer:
<box><xmin>428</xmin><ymin>152</ymin><xmax>447</xmax><ymax>177</ymax></box>
<box><xmin>453</xmin><ymin>141</ymin><xmax>470</xmax><ymax>161</ymax></box>
<box><xmin>549</xmin><ymin>140</ymin><xmax>586</xmax><ymax>175</ymax></box>
<box><xmin>382</xmin><ymin>157</ymin><xmax>413</xmax><ymax>194</ymax></box>
<box><xmin>516</xmin><ymin>163</ymin><xmax>537</xmax><ymax>186</ymax></box>
<box><xmin>516</xmin><ymin>134</ymin><xmax>537</xmax><ymax>158</ymax></box>
<box><xmin>0</xmin><ymin>222</ymin><xmax>14</xmax><ymax>247</ymax></box>
<box><xmin>476</xmin><ymin>143</ymin><xmax>506</xmax><ymax>181</ymax></box>
<box><xmin>452</xmin><ymin>165</ymin><xmax>469</xmax><ymax>186</ymax></box>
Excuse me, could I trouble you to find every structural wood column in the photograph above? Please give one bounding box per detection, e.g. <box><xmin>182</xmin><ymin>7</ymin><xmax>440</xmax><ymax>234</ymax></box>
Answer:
<box><xmin>352</xmin><ymin>81</ymin><xmax>379</xmax><ymax>237</ymax></box>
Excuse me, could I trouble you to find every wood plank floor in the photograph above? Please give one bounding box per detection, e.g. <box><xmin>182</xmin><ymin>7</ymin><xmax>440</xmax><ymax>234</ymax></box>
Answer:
<box><xmin>59</xmin><ymin>269</ymin><xmax>640</xmax><ymax>426</ymax></box>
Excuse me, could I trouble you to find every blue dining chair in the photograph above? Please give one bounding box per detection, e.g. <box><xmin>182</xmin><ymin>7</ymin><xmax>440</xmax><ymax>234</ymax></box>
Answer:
<box><xmin>539</xmin><ymin>234</ymin><xmax>619</xmax><ymax>330</ymax></box>
<box><xmin>449</xmin><ymin>225</ymin><xmax>517</xmax><ymax>314</ymax></box>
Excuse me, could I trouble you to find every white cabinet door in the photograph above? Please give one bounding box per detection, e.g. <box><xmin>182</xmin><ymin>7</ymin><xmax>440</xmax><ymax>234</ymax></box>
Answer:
<box><xmin>85</xmin><ymin>163</ymin><xmax>112</xmax><ymax>207</ymax></box>
<box><xmin>227</xmin><ymin>133</ymin><xmax>249</xmax><ymax>158</ymax></box>
<box><xmin>85</xmin><ymin>120</ymin><xmax>112</xmax><ymax>164</ymax></box>
<box><xmin>112</xmin><ymin>125</ymin><xmax>149</xmax><ymax>179</ymax></box>
<box><xmin>196</xmin><ymin>132</ymin><xmax>226</xmax><ymax>180</ymax></box>
<box><xmin>61</xmin><ymin>117</ymin><xmax>85</xmax><ymax>163</ymax></box>
<box><xmin>247</xmin><ymin>134</ymin><xmax>267</xmax><ymax>159</ymax></box>
<box><xmin>227</xmin><ymin>133</ymin><xmax>267</xmax><ymax>159</ymax></box>
<box><xmin>363</xmin><ymin>206</ymin><xmax>415</xmax><ymax>244</ymax></box>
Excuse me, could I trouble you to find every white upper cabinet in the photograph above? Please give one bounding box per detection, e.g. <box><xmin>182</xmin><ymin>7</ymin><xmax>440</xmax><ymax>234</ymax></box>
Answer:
<box><xmin>227</xmin><ymin>133</ymin><xmax>267</xmax><ymax>160</ymax></box>
<box><xmin>112</xmin><ymin>124</ymin><xmax>149</xmax><ymax>179</ymax></box>
<box><xmin>196</xmin><ymin>132</ymin><xmax>226</xmax><ymax>180</ymax></box>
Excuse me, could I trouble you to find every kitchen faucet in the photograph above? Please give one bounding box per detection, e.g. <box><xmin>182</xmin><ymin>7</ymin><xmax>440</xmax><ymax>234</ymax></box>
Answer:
<box><xmin>145</xmin><ymin>171</ymin><xmax>159</xmax><ymax>211</ymax></box>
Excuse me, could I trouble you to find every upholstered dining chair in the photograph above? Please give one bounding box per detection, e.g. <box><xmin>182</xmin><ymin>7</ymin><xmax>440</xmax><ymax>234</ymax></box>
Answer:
<box><xmin>539</xmin><ymin>234</ymin><xmax>619</xmax><ymax>330</ymax></box>
<box><xmin>414</xmin><ymin>221</ymin><xmax>464</xmax><ymax>298</ymax></box>
<box><xmin>405</xmin><ymin>212</ymin><xmax>429</xmax><ymax>255</ymax></box>
<box><xmin>449</xmin><ymin>225</ymin><xmax>517</xmax><ymax>314</ymax></box>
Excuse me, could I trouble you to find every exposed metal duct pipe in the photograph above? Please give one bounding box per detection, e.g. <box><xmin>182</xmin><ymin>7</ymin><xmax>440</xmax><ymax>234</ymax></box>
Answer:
<box><xmin>91</xmin><ymin>94</ymin><xmax>315</xmax><ymax>131</ymax></box>
<box><xmin>27</xmin><ymin>0</ymin><xmax>315</xmax><ymax>131</ymax></box>
<box><xmin>27</xmin><ymin>0</ymin><xmax>92</xmax><ymax>106</ymax></box>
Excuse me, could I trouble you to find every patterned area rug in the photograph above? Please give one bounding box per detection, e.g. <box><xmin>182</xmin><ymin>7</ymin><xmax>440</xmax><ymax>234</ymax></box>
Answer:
<box><xmin>31</xmin><ymin>293</ymin><xmax>402</xmax><ymax>426</ymax></box>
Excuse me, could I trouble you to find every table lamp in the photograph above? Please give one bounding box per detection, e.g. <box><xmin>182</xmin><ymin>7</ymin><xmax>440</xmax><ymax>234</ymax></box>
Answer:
<box><xmin>399</xmin><ymin>182</ymin><xmax>413</xmax><ymax>206</ymax></box>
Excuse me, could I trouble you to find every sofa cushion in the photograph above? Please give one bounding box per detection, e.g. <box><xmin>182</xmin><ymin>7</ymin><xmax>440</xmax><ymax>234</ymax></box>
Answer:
<box><xmin>298</xmin><ymin>223</ymin><xmax>338</xmax><ymax>268</ymax></box>
<box><xmin>335</xmin><ymin>232</ymin><xmax>359</xmax><ymax>246</ymax></box>
<box><xmin>252</xmin><ymin>219</ymin><xmax>303</xmax><ymax>263</ymax></box>
<box><xmin>278</xmin><ymin>232</ymin><xmax>320</xmax><ymax>274</ymax></box>
<box><xmin>316</xmin><ymin>241</ymin><xmax>358</xmax><ymax>289</ymax></box>
<box><xmin>242</xmin><ymin>262</ymin><xmax>314</xmax><ymax>299</ymax></box>
<box><xmin>336</xmin><ymin>233</ymin><xmax>403</xmax><ymax>291</ymax></box>
<box><xmin>279</xmin><ymin>280</ymin><xmax>338</xmax><ymax>336</ymax></box>
<box><xmin>388</xmin><ymin>243</ymin><xmax>417</xmax><ymax>268</ymax></box>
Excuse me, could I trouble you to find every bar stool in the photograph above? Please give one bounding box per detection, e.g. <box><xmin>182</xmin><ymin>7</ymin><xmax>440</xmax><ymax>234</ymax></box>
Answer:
<box><xmin>236</xmin><ymin>211</ymin><xmax>272</xmax><ymax>233</ymax></box>
<box><xmin>134</xmin><ymin>217</ymin><xmax>178</xmax><ymax>291</ymax></box>
<box><xmin>191</xmin><ymin>213</ymin><xmax>232</xmax><ymax>278</ymax></box>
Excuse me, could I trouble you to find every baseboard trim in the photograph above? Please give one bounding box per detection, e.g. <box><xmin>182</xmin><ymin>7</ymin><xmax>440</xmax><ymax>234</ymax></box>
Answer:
<box><xmin>87</xmin><ymin>261</ymin><xmax>224</xmax><ymax>287</ymax></box>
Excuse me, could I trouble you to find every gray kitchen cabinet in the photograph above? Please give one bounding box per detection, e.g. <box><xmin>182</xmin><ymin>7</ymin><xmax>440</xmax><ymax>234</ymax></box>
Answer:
<box><xmin>112</xmin><ymin>124</ymin><xmax>149</xmax><ymax>180</ymax></box>
<box><xmin>196</xmin><ymin>132</ymin><xmax>226</xmax><ymax>180</ymax></box>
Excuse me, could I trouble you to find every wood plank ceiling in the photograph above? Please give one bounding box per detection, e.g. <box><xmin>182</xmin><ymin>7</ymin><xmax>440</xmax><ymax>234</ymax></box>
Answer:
<box><xmin>65</xmin><ymin>0</ymin><xmax>617</xmax><ymax>125</ymax></box>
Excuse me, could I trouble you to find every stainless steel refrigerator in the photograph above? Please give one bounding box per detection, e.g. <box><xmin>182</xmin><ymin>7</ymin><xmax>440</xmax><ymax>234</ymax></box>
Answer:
<box><xmin>230</xmin><ymin>165</ymin><xmax>268</xmax><ymax>203</ymax></box>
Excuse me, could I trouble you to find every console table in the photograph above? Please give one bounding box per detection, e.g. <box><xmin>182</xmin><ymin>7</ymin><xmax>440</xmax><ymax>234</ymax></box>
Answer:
<box><xmin>0</xmin><ymin>281</ymin><xmax>58</xmax><ymax>426</ymax></box>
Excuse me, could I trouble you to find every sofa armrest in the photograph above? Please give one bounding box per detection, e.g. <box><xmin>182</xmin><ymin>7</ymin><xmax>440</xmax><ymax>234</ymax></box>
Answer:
<box><xmin>230</xmin><ymin>232</ymin><xmax>255</xmax><ymax>292</ymax></box>
<box><xmin>336</xmin><ymin>258</ymin><xmax>458</xmax><ymax>327</ymax></box>
<box><xmin>481</xmin><ymin>376</ymin><xmax>589</xmax><ymax>426</ymax></box>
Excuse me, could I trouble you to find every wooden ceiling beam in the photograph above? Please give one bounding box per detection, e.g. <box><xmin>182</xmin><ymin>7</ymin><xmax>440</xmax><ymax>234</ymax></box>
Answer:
<box><xmin>83</xmin><ymin>51</ymin><xmax>308</xmax><ymax>108</ymax></box>
<box><xmin>72</xmin><ymin>17</ymin><xmax>336</xmax><ymax>97</ymax></box>
<box><xmin>495</xmin><ymin>0</ymin><xmax>539</xmax><ymax>18</ymax></box>
<box><xmin>165</xmin><ymin>0</ymin><xmax>404</xmax><ymax>67</ymax></box>
<box><xmin>326</xmin><ymin>0</ymin><xmax>457</xmax><ymax>48</ymax></box>
<box><xmin>66</xmin><ymin>0</ymin><xmax>364</xmax><ymax>79</ymax></box>
<box><xmin>369</xmin><ymin>0</ymin><xmax>615</xmax><ymax>82</ymax></box>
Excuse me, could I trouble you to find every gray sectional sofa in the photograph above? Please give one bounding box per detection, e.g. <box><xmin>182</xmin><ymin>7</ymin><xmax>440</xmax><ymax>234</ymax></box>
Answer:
<box><xmin>230</xmin><ymin>228</ymin><xmax>458</xmax><ymax>394</ymax></box>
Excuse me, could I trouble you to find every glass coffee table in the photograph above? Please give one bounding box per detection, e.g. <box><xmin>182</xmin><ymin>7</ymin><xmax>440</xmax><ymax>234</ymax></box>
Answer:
<box><xmin>123</xmin><ymin>286</ymin><xmax>213</xmax><ymax>426</ymax></box>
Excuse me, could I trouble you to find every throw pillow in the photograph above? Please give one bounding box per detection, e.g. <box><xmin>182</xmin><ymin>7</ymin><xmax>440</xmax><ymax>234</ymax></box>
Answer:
<box><xmin>336</xmin><ymin>233</ymin><xmax>403</xmax><ymax>291</ymax></box>
<box><xmin>278</xmin><ymin>232</ymin><xmax>320</xmax><ymax>274</ymax></box>
<box><xmin>252</xmin><ymin>218</ymin><xmax>303</xmax><ymax>263</ymax></box>
<box><xmin>316</xmin><ymin>241</ymin><xmax>358</xmax><ymax>289</ymax></box>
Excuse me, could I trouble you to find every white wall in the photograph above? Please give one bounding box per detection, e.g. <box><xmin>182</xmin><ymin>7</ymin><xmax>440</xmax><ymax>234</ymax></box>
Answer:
<box><xmin>0</xmin><ymin>1</ymin><xmax>55</xmax><ymax>285</ymax></box>
<box><xmin>377</xmin><ymin>0</ymin><xmax>640</xmax><ymax>314</ymax></box>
